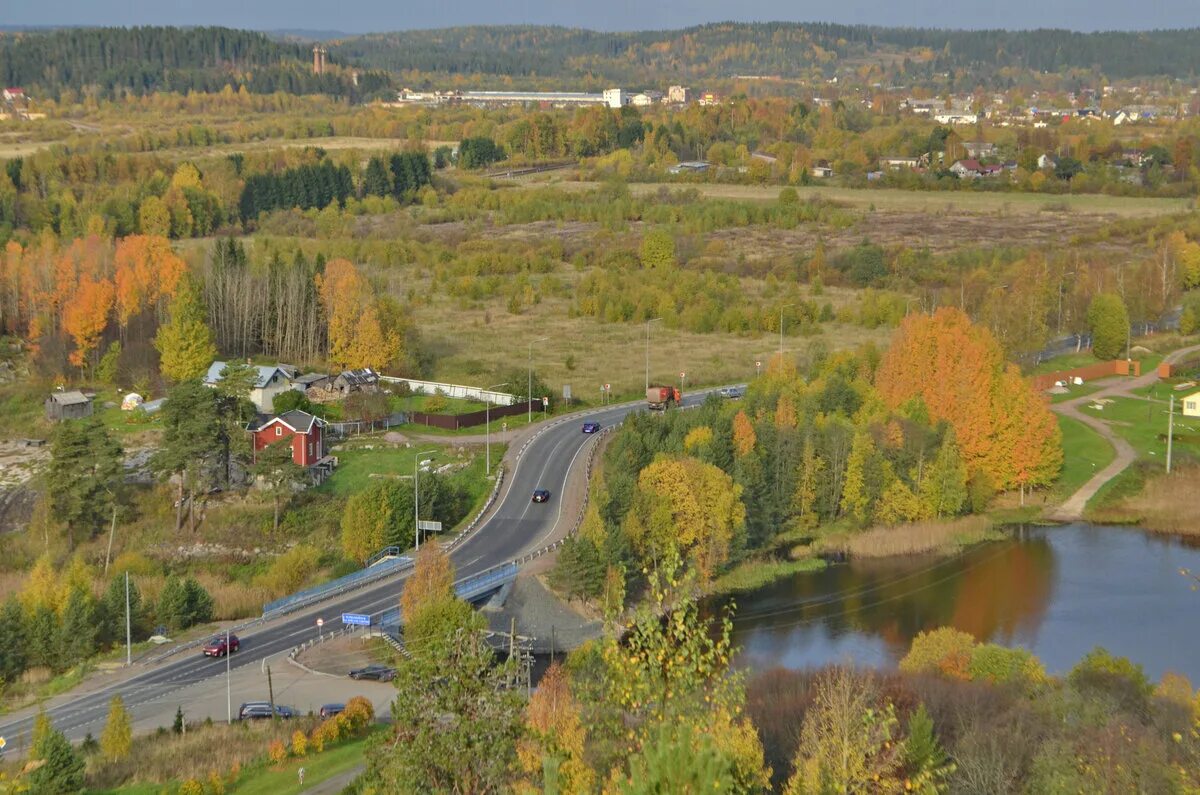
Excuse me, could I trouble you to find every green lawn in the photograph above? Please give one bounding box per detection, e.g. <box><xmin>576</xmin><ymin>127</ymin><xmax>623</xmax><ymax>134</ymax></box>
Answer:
<box><xmin>1079</xmin><ymin>395</ymin><xmax>1200</xmax><ymax>462</ymax></box>
<box><xmin>227</xmin><ymin>733</ymin><xmax>373</xmax><ymax>795</ymax></box>
<box><xmin>1049</xmin><ymin>383</ymin><xmax>1103</xmax><ymax>403</ymax></box>
<box><xmin>1053</xmin><ymin>415</ymin><xmax>1115</xmax><ymax>498</ymax></box>
<box><xmin>318</xmin><ymin>439</ymin><xmax>501</xmax><ymax>533</ymax></box>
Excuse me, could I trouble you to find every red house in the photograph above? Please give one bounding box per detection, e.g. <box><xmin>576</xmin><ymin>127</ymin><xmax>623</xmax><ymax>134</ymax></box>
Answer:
<box><xmin>248</xmin><ymin>410</ymin><xmax>325</xmax><ymax>467</ymax></box>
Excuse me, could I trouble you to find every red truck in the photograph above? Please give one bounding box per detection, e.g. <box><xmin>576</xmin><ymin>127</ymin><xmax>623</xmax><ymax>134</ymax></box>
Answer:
<box><xmin>646</xmin><ymin>385</ymin><xmax>681</xmax><ymax>411</ymax></box>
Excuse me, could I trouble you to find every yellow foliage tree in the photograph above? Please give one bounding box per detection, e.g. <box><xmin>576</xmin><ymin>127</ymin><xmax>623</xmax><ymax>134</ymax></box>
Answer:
<box><xmin>515</xmin><ymin>663</ymin><xmax>594</xmax><ymax>794</ymax></box>
<box><xmin>732</xmin><ymin>410</ymin><xmax>757</xmax><ymax>457</ymax></box>
<box><xmin>400</xmin><ymin>542</ymin><xmax>455</xmax><ymax>624</ymax></box>
<box><xmin>100</xmin><ymin>695</ymin><xmax>132</xmax><ymax>762</ymax></box>
<box><xmin>624</xmin><ymin>455</ymin><xmax>746</xmax><ymax>582</ymax></box>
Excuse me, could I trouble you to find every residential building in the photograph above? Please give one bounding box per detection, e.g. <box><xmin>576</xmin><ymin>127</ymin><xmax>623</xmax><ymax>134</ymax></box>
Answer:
<box><xmin>332</xmin><ymin>368</ymin><xmax>381</xmax><ymax>394</ymax></box>
<box><xmin>44</xmin><ymin>390</ymin><xmax>93</xmax><ymax>421</ymax></box>
<box><xmin>810</xmin><ymin>162</ymin><xmax>834</xmax><ymax>178</ymax></box>
<box><xmin>1184</xmin><ymin>391</ymin><xmax>1200</xmax><ymax>418</ymax></box>
<box><xmin>950</xmin><ymin>159</ymin><xmax>983</xmax><ymax>178</ymax></box>
<box><xmin>934</xmin><ymin>112</ymin><xmax>978</xmax><ymax>125</ymax></box>
<box><xmin>1037</xmin><ymin>153</ymin><xmax>1058</xmax><ymax>170</ymax></box>
<box><xmin>667</xmin><ymin>85</ymin><xmax>691</xmax><ymax>104</ymax></box>
<box><xmin>248</xmin><ymin>410</ymin><xmax>326</xmax><ymax>468</ymax></box>
<box><xmin>292</xmin><ymin>372</ymin><xmax>332</xmax><ymax>392</ymax></box>
<box><xmin>204</xmin><ymin>361</ymin><xmax>294</xmax><ymax>413</ymax></box>
<box><xmin>603</xmin><ymin>88</ymin><xmax>629</xmax><ymax>108</ymax></box>
<box><xmin>963</xmin><ymin>141</ymin><xmax>996</xmax><ymax>159</ymax></box>
<box><xmin>880</xmin><ymin>155</ymin><xmax>923</xmax><ymax>170</ymax></box>
<box><xmin>631</xmin><ymin>91</ymin><xmax>663</xmax><ymax>107</ymax></box>
<box><xmin>750</xmin><ymin>151</ymin><xmax>778</xmax><ymax>165</ymax></box>
<box><xmin>698</xmin><ymin>92</ymin><xmax>721</xmax><ymax>106</ymax></box>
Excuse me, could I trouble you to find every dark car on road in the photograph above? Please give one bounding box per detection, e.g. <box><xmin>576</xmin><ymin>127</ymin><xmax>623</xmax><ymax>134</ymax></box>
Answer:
<box><xmin>582</xmin><ymin>421</ymin><xmax>601</xmax><ymax>434</ymax></box>
<box><xmin>531</xmin><ymin>489</ymin><xmax>551</xmax><ymax>503</ymax></box>
<box><xmin>203</xmin><ymin>634</ymin><xmax>240</xmax><ymax>657</ymax></box>
<box><xmin>319</xmin><ymin>703</ymin><xmax>345</xmax><ymax>719</ymax></box>
<box><xmin>239</xmin><ymin>703</ymin><xmax>295</xmax><ymax>720</ymax></box>
<box><xmin>718</xmin><ymin>386</ymin><xmax>746</xmax><ymax>400</ymax></box>
<box><xmin>349</xmin><ymin>665</ymin><xmax>396</xmax><ymax>682</ymax></box>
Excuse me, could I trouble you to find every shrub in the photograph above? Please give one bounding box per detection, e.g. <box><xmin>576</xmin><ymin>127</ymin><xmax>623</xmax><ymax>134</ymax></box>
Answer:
<box><xmin>258</xmin><ymin>545</ymin><xmax>321</xmax><ymax>597</ymax></box>
<box><xmin>341</xmin><ymin>695</ymin><xmax>375</xmax><ymax>734</ymax></box>
<box><xmin>899</xmin><ymin>627</ymin><xmax>976</xmax><ymax>680</ymax></box>
<box><xmin>968</xmin><ymin>644</ymin><xmax>1046</xmax><ymax>687</ymax></box>
<box><xmin>1068</xmin><ymin>646</ymin><xmax>1154</xmax><ymax>716</ymax></box>
<box><xmin>267</xmin><ymin>739</ymin><xmax>287</xmax><ymax>765</ymax></box>
<box><xmin>291</xmin><ymin>729</ymin><xmax>308</xmax><ymax>757</ymax></box>
<box><xmin>178</xmin><ymin>780</ymin><xmax>204</xmax><ymax>795</ymax></box>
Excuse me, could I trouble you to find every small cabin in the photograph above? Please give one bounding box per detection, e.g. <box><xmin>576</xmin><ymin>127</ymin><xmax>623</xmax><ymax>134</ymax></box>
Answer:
<box><xmin>44</xmin><ymin>390</ymin><xmax>93</xmax><ymax>421</ymax></box>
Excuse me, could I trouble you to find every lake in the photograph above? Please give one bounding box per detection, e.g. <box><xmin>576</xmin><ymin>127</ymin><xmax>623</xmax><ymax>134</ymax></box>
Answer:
<box><xmin>726</xmin><ymin>523</ymin><xmax>1200</xmax><ymax>681</ymax></box>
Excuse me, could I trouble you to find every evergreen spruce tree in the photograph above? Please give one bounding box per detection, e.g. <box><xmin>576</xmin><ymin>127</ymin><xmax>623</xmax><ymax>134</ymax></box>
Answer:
<box><xmin>0</xmin><ymin>598</ymin><xmax>28</xmax><ymax>682</ymax></box>
<box><xmin>57</xmin><ymin>588</ymin><xmax>98</xmax><ymax>670</ymax></box>
<box><xmin>28</xmin><ymin>711</ymin><xmax>85</xmax><ymax>794</ymax></box>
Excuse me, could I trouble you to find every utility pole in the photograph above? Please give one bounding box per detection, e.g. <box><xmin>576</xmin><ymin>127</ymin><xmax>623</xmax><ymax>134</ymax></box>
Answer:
<box><xmin>104</xmin><ymin>502</ymin><xmax>117</xmax><ymax>576</ymax></box>
<box><xmin>527</xmin><ymin>338</ymin><xmax>547</xmax><ymax>424</ymax></box>
<box><xmin>1167</xmin><ymin>394</ymin><xmax>1175</xmax><ymax>474</ymax></box>
<box><xmin>125</xmin><ymin>572</ymin><xmax>132</xmax><ymax>667</ymax></box>
<box><xmin>267</xmin><ymin>664</ymin><xmax>276</xmax><ymax>720</ymax></box>
<box><xmin>645</xmin><ymin>318</ymin><xmax>662</xmax><ymax>391</ymax></box>
<box><xmin>414</xmin><ymin>449</ymin><xmax>436</xmax><ymax>551</ymax></box>
<box><xmin>225</xmin><ymin>628</ymin><xmax>232</xmax><ymax>724</ymax></box>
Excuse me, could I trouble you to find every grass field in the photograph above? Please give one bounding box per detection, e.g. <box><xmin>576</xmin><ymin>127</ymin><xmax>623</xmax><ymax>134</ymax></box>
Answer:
<box><xmin>554</xmin><ymin>180</ymin><xmax>1193</xmax><ymax>218</ymax></box>
<box><xmin>1079</xmin><ymin>395</ymin><xmax>1200</xmax><ymax>461</ymax></box>
<box><xmin>1053</xmin><ymin>415</ymin><xmax>1115</xmax><ymax>498</ymax></box>
<box><xmin>227</xmin><ymin>733</ymin><xmax>372</xmax><ymax>795</ymax></box>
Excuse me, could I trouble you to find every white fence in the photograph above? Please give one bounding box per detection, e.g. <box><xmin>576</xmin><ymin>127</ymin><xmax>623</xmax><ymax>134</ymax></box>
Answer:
<box><xmin>380</xmin><ymin>376</ymin><xmax>520</xmax><ymax>406</ymax></box>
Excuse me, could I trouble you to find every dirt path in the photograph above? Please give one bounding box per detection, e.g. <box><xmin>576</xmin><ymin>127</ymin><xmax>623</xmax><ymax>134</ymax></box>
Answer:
<box><xmin>1049</xmin><ymin>344</ymin><xmax>1200</xmax><ymax>521</ymax></box>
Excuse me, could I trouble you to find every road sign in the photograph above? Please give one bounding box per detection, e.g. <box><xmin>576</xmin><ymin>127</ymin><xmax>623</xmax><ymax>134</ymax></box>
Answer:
<box><xmin>341</xmin><ymin>613</ymin><xmax>371</xmax><ymax>627</ymax></box>
<box><xmin>417</xmin><ymin>519</ymin><xmax>442</xmax><ymax>533</ymax></box>
<box><xmin>604</xmin><ymin>383</ymin><xmax>610</xmax><ymax>390</ymax></box>
<box><xmin>316</xmin><ymin>618</ymin><xmax>324</xmax><ymax>628</ymax></box>
<box><xmin>0</xmin><ymin>736</ymin><xmax>6</xmax><ymax>751</ymax></box>
<box><xmin>756</xmin><ymin>361</ymin><xmax>761</xmax><ymax>367</ymax></box>
<box><xmin>680</xmin><ymin>372</ymin><xmax>686</xmax><ymax>378</ymax></box>
<box><xmin>542</xmin><ymin>396</ymin><xmax>550</xmax><ymax>408</ymax></box>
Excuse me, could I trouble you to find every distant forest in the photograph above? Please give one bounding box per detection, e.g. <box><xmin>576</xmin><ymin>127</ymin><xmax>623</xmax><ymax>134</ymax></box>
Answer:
<box><xmin>0</xmin><ymin>26</ymin><xmax>391</xmax><ymax>100</ymax></box>
<box><xmin>3</xmin><ymin>23</ymin><xmax>1200</xmax><ymax>101</ymax></box>
<box><xmin>329</xmin><ymin>23</ymin><xmax>1200</xmax><ymax>84</ymax></box>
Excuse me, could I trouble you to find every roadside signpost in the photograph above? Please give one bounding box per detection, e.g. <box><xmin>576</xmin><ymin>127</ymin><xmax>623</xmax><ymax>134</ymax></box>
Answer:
<box><xmin>341</xmin><ymin>613</ymin><xmax>371</xmax><ymax>627</ymax></box>
<box><xmin>417</xmin><ymin>519</ymin><xmax>442</xmax><ymax>534</ymax></box>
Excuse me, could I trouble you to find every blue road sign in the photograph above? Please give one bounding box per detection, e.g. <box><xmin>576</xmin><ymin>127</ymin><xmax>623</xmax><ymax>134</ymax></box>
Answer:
<box><xmin>341</xmin><ymin>613</ymin><xmax>371</xmax><ymax>627</ymax></box>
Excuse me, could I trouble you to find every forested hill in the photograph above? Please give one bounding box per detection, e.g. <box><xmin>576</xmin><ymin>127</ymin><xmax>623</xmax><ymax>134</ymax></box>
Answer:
<box><xmin>330</xmin><ymin>22</ymin><xmax>1200</xmax><ymax>84</ymax></box>
<box><xmin>0</xmin><ymin>26</ymin><xmax>391</xmax><ymax>100</ymax></box>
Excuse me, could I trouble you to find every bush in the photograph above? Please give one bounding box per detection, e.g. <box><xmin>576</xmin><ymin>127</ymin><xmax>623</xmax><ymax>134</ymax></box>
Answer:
<box><xmin>258</xmin><ymin>545</ymin><xmax>321</xmax><ymax>597</ymax></box>
<box><xmin>291</xmin><ymin>729</ymin><xmax>308</xmax><ymax>757</ymax></box>
<box><xmin>267</xmin><ymin>739</ymin><xmax>287</xmax><ymax>765</ymax></box>
<box><xmin>157</xmin><ymin>575</ymin><xmax>214</xmax><ymax>631</ymax></box>
<box><xmin>899</xmin><ymin>627</ymin><xmax>976</xmax><ymax>680</ymax></box>
<box><xmin>968</xmin><ymin>644</ymin><xmax>1046</xmax><ymax>687</ymax></box>
<box><xmin>1068</xmin><ymin>646</ymin><xmax>1153</xmax><ymax>716</ymax></box>
<box><xmin>272</xmin><ymin>390</ymin><xmax>313</xmax><ymax>415</ymax></box>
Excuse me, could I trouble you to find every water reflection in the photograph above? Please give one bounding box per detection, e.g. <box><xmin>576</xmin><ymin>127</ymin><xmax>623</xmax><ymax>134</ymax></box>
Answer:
<box><xmin>725</xmin><ymin>524</ymin><xmax>1200</xmax><ymax>681</ymax></box>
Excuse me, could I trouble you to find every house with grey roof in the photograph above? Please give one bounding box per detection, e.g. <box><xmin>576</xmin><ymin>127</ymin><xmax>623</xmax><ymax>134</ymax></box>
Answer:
<box><xmin>203</xmin><ymin>361</ymin><xmax>294</xmax><ymax>413</ymax></box>
<box><xmin>44</xmin><ymin>390</ymin><xmax>93</xmax><ymax>421</ymax></box>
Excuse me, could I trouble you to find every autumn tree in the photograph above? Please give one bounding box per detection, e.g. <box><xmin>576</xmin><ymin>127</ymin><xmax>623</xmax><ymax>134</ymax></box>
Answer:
<box><xmin>154</xmin><ymin>275</ymin><xmax>217</xmax><ymax>382</ymax></box>
<box><xmin>138</xmin><ymin>196</ymin><xmax>170</xmax><ymax>237</ymax></box>
<box><xmin>732</xmin><ymin>410</ymin><xmax>757</xmax><ymax>457</ymax></box>
<box><xmin>919</xmin><ymin>432</ymin><xmax>968</xmax><ymax>518</ymax></box>
<box><xmin>875</xmin><ymin>307</ymin><xmax>1061</xmax><ymax>493</ymax></box>
<box><xmin>639</xmin><ymin>228</ymin><xmax>677</xmax><ymax>269</ymax></box>
<box><xmin>400</xmin><ymin>542</ymin><xmax>455</xmax><ymax>625</ymax></box>
<box><xmin>515</xmin><ymin>663</ymin><xmax>594</xmax><ymax>794</ymax></box>
<box><xmin>1087</xmin><ymin>292</ymin><xmax>1130</xmax><ymax>361</ymax></box>
<box><xmin>623</xmin><ymin>455</ymin><xmax>746</xmax><ymax>582</ymax></box>
<box><xmin>100</xmin><ymin>695</ymin><xmax>132</xmax><ymax>761</ymax></box>
<box><xmin>62</xmin><ymin>274</ymin><xmax>115</xmax><ymax>370</ymax></box>
<box><xmin>315</xmin><ymin>258</ymin><xmax>402</xmax><ymax>371</ymax></box>
<box><xmin>785</xmin><ymin>668</ymin><xmax>905</xmax><ymax>795</ymax></box>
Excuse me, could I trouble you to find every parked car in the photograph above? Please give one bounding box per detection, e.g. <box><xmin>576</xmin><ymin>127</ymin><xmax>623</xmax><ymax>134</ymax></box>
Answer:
<box><xmin>582</xmin><ymin>421</ymin><xmax>601</xmax><ymax>434</ymax></box>
<box><xmin>531</xmin><ymin>489</ymin><xmax>551</xmax><ymax>503</ymax></box>
<box><xmin>319</xmin><ymin>703</ymin><xmax>345</xmax><ymax>719</ymax></box>
<box><xmin>203</xmin><ymin>634</ymin><xmax>240</xmax><ymax>657</ymax></box>
<box><xmin>274</xmin><ymin>705</ymin><xmax>296</xmax><ymax>719</ymax></box>
<box><xmin>349</xmin><ymin>665</ymin><xmax>396</xmax><ymax>682</ymax></box>
<box><xmin>237</xmin><ymin>701</ymin><xmax>272</xmax><ymax>720</ymax></box>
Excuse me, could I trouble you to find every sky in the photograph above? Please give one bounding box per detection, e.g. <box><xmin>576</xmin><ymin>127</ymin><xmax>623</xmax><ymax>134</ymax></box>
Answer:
<box><xmin>3</xmin><ymin>0</ymin><xmax>1197</xmax><ymax>34</ymax></box>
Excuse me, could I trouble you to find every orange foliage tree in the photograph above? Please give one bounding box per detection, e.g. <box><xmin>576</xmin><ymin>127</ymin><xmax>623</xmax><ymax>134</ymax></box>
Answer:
<box><xmin>113</xmin><ymin>235</ymin><xmax>187</xmax><ymax>328</ymax></box>
<box><xmin>62</xmin><ymin>275</ymin><xmax>115</xmax><ymax>369</ymax></box>
<box><xmin>315</xmin><ymin>258</ymin><xmax>401</xmax><ymax>371</ymax></box>
<box><xmin>875</xmin><ymin>307</ymin><xmax>1061</xmax><ymax>493</ymax></box>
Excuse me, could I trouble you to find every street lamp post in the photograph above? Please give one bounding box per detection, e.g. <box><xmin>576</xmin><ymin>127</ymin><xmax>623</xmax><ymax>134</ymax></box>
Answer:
<box><xmin>645</xmin><ymin>317</ymin><xmax>662</xmax><ymax>391</ymax></box>
<box><xmin>414</xmin><ymin>449</ymin><xmax>436</xmax><ymax>551</ymax></box>
<box><xmin>485</xmin><ymin>382</ymin><xmax>509</xmax><ymax>476</ymax></box>
<box><xmin>527</xmin><ymin>338</ymin><xmax>548</xmax><ymax>423</ymax></box>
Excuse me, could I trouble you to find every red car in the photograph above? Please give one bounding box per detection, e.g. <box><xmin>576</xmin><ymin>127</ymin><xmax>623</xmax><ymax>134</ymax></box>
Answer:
<box><xmin>203</xmin><ymin>634</ymin><xmax>240</xmax><ymax>657</ymax></box>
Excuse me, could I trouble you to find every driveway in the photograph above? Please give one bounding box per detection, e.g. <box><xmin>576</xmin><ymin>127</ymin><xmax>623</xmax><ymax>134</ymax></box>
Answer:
<box><xmin>1048</xmin><ymin>344</ymin><xmax>1200</xmax><ymax>521</ymax></box>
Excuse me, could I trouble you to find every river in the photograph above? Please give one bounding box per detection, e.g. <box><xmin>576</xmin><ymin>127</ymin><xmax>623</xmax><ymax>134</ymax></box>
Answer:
<box><xmin>726</xmin><ymin>523</ymin><xmax>1200</xmax><ymax>681</ymax></box>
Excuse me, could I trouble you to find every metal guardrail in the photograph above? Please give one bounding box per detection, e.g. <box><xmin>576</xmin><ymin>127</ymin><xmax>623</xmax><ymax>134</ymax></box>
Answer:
<box><xmin>365</xmin><ymin>546</ymin><xmax>407</xmax><ymax>567</ymax></box>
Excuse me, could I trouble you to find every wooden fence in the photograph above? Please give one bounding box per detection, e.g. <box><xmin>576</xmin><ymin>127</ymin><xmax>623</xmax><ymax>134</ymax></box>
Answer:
<box><xmin>408</xmin><ymin>400</ymin><xmax>540</xmax><ymax>431</ymax></box>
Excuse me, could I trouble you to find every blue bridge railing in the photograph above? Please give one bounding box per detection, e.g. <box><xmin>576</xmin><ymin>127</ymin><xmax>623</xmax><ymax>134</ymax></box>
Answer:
<box><xmin>263</xmin><ymin>552</ymin><xmax>414</xmax><ymax>617</ymax></box>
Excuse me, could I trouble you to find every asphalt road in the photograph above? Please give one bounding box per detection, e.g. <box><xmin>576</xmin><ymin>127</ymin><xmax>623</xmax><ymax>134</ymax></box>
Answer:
<box><xmin>0</xmin><ymin>389</ymin><xmax>724</xmax><ymax>748</ymax></box>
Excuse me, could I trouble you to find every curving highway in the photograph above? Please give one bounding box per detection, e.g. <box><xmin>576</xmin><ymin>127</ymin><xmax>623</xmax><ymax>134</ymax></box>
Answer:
<box><xmin>0</xmin><ymin>389</ymin><xmax>722</xmax><ymax>748</ymax></box>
